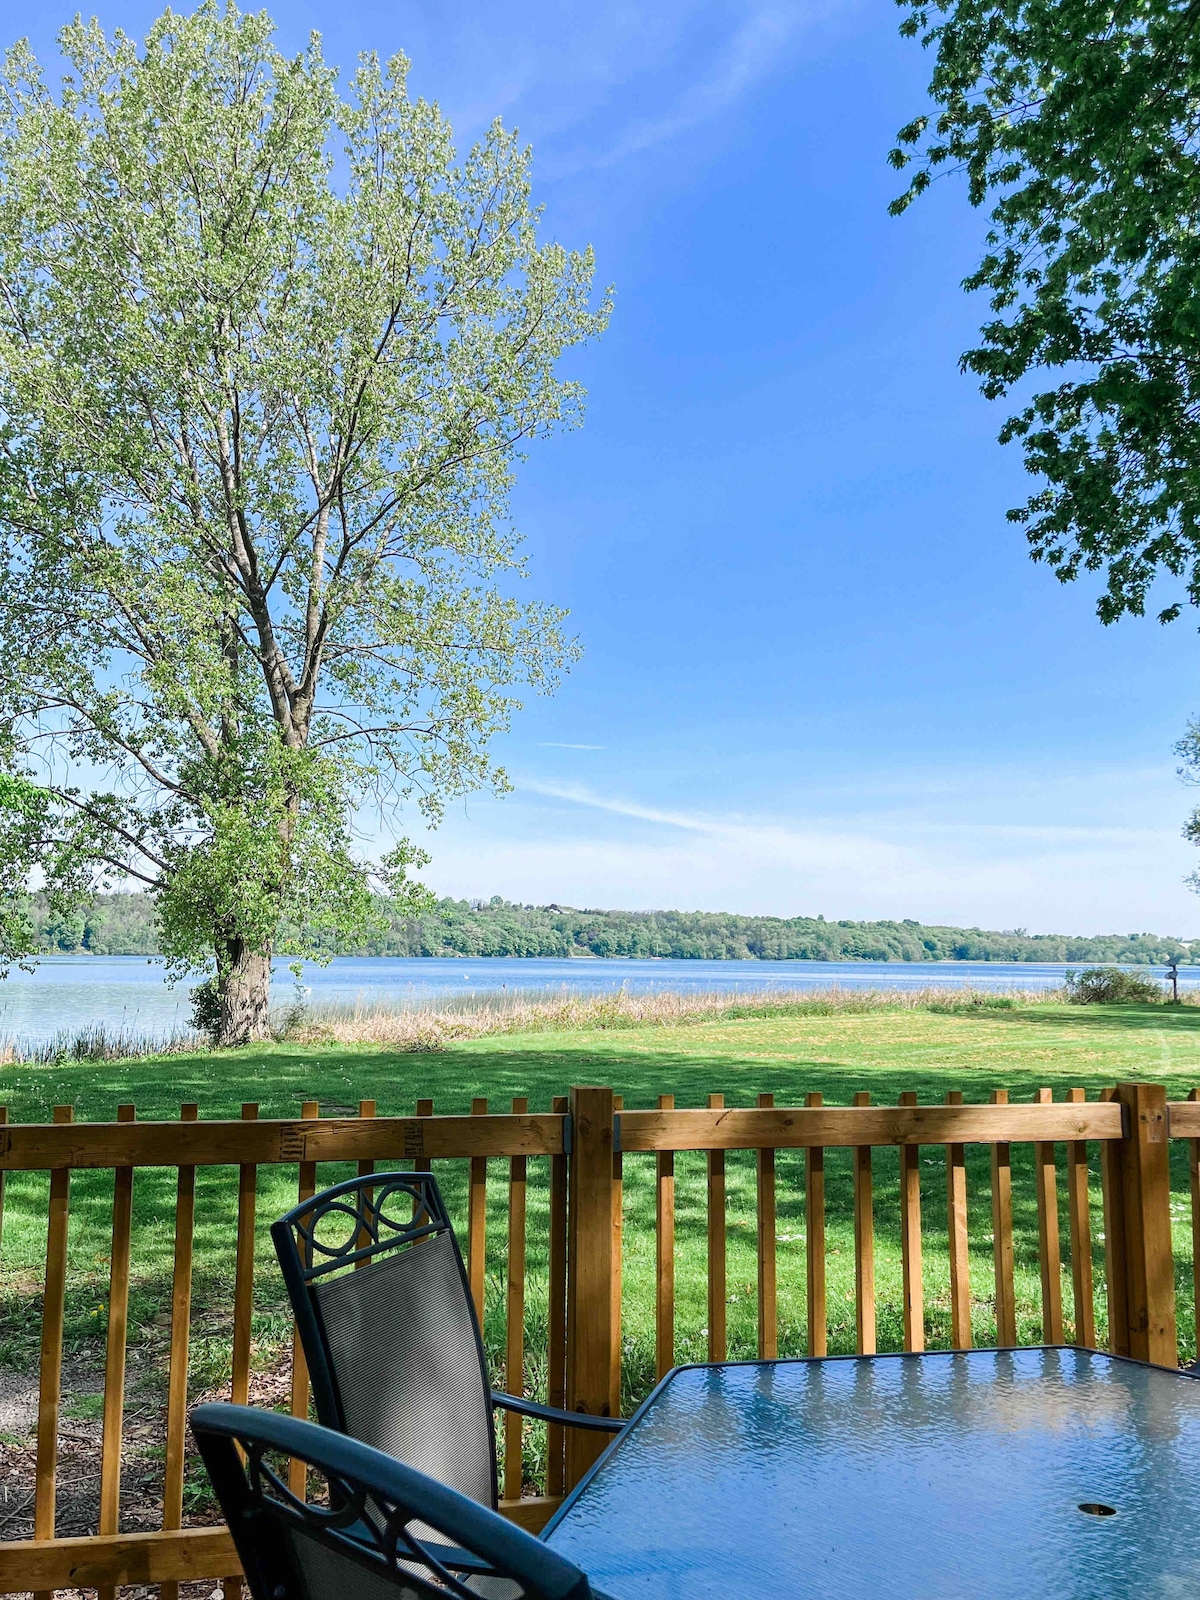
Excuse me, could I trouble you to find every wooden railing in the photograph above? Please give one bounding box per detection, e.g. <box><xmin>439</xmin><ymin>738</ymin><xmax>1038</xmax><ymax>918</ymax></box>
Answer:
<box><xmin>0</xmin><ymin>1080</ymin><xmax>1188</xmax><ymax>1596</ymax></box>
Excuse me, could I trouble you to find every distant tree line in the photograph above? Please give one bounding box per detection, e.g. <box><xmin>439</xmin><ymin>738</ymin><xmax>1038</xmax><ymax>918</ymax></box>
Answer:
<box><xmin>32</xmin><ymin>893</ymin><xmax>164</xmax><ymax>957</ymax></box>
<box><xmin>29</xmin><ymin>893</ymin><xmax>1199</xmax><ymax>965</ymax></box>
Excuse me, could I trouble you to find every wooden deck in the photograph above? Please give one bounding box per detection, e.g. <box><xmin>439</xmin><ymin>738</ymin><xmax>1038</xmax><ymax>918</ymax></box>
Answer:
<box><xmin>0</xmin><ymin>1080</ymin><xmax>1188</xmax><ymax>1594</ymax></box>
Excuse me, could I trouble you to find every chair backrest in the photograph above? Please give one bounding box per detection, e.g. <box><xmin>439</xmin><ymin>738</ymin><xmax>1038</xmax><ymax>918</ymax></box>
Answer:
<box><xmin>192</xmin><ymin>1403</ymin><xmax>598</xmax><ymax>1600</ymax></box>
<box><xmin>272</xmin><ymin>1171</ymin><xmax>498</xmax><ymax>1507</ymax></box>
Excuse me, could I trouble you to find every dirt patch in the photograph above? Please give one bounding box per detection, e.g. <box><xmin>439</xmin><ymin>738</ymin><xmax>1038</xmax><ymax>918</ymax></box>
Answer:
<box><xmin>0</xmin><ymin>1350</ymin><xmax>295</xmax><ymax>1600</ymax></box>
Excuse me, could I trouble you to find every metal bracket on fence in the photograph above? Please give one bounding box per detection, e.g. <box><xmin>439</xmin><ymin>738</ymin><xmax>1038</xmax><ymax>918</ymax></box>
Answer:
<box><xmin>612</xmin><ymin>1114</ymin><xmax>622</xmax><ymax>1154</ymax></box>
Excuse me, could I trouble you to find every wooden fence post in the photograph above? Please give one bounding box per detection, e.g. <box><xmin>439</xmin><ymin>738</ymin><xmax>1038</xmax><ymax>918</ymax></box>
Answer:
<box><xmin>565</xmin><ymin>1085</ymin><xmax>616</xmax><ymax>1488</ymax></box>
<box><xmin>1113</xmin><ymin>1083</ymin><xmax>1177</xmax><ymax>1365</ymax></box>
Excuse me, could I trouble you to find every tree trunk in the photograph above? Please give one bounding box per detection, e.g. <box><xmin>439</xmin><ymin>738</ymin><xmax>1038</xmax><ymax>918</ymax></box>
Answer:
<box><xmin>217</xmin><ymin>938</ymin><xmax>272</xmax><ymax>1047</ymax></box>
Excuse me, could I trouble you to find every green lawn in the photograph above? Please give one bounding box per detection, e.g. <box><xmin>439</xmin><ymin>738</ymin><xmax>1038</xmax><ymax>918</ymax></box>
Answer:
<box><xmin>3</xmin><ymin>997</ymin><xmax>1200</xmax><ymax>1491</ymax></box>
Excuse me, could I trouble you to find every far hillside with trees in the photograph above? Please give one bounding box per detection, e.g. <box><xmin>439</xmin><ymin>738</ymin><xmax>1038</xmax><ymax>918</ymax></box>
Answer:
<box><xmin>29</xmin><ymin>893</ymin><xmax>1198</xmax><ymax>965</ymax></box>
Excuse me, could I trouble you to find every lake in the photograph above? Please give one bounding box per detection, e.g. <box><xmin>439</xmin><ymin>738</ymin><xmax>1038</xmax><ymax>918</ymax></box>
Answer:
<box><xmin>0</xmin><ymin>953</ymin><xmax>1191</xmax><ymax>1049</ymax></box>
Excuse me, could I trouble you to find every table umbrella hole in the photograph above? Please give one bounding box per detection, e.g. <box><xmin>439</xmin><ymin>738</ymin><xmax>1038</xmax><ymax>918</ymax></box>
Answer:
<box><xmin>1078</xmin><ymin>1503</ymin><xmax>1117</xmax><ymax>1517</ymax></box>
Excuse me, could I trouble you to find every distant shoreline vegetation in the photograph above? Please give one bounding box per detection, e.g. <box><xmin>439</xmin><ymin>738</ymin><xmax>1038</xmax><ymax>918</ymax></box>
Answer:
<box><xmin>25</xmin><ymin>893</ymin><xmax>1200</xmax><ymax>965</ymax></box>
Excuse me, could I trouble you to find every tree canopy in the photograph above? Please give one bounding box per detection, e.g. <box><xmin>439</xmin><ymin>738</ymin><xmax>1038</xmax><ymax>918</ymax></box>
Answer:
<box><xmin>33</xmin><ymin>891</ymin><xmax>1198</xmax><ymax>966</ymax></box>
<box><xmin>892</xmin><ymin>0</ymin><xmax>1200</xmax><ymax>624</ymax></box>
<box><xmin>0</xmin><ymin>5</ymin><xmax>608</xmax><ymax>1039</ymax></box>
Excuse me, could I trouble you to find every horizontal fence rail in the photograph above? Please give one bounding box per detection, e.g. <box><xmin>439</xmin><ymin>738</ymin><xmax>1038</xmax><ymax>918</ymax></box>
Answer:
<box><xmin>0</xmin><ymin>1112</ymin><xmax>566</xmax><ymax>1170</ymax></box>
<box><xmin>616</xmin><ymin>1101</ymin><xmax>1125</xmax><ymax>1150</ymax></box>
<box><xmin>0</xmin><ymin>1081</ymin><xmax>1189</xmax><ymax>1596</ymax></box>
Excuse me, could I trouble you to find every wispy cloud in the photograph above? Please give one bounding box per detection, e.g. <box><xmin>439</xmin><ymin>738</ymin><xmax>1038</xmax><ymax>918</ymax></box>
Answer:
<box><xmin>520</xmin><ymin>779</ymin><xmax>1164</xmax><ymax>852</ymax></box>
<box><xmin>576</xmin><ymin>7</ymin><xmax>817</xmax><ymax>170</ymax></box>
<box><xmin>437</xmin><ymin>777</ymin><xmax>1199</xmax><ymax>931</ymax></box>
<box><xmin>411</xmin><ymin>2</ymin><xmax>830</xmax><ymax>177</ymax></box>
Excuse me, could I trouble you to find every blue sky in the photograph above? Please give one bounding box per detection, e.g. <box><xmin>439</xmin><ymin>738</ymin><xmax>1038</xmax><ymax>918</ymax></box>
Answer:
<box><xmin>12</xmin><ymin>0</ymin><xmax>1200</xmax><ymax>935</ymax></box>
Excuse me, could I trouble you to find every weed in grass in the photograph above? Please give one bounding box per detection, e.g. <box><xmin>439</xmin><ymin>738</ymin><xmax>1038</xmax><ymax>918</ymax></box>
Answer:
<box><xmin>64</xmin><ymin>1393</ymin><xmax>105</xmax><ymax>1421</ymax></box>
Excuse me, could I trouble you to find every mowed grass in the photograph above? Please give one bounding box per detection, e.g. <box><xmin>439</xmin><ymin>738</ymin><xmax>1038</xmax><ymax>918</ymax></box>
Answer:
<box><xmin>3</xmin><ymin>996</ymin><xmax>1200</xmax><ymax>1481</ymax></box>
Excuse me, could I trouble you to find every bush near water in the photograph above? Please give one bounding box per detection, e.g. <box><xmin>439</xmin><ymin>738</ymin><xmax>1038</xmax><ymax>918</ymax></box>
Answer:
<box><xmin>1064</xmin><ymin>967</ymin><xmax>1170</xmax><ymax>1004</ymax></box>
<box><xmin>26</xmin><ymin>892</ymin><xmax>1199</xmax><ymax>965</ymax></box>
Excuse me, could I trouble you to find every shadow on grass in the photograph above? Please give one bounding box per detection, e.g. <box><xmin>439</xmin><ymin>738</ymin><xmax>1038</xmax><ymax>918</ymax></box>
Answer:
<box><xmin>943</xmin><ymin>1001</ymin><xmax>1200</xmax><ymax>1033</ymax></box>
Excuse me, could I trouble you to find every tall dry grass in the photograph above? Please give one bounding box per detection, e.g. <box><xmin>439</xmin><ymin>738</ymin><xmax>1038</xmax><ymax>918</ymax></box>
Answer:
<box><xmin>1</xmin><ymin>982</ymin><xmax>1094</xmax><ymax>1063</ymax></box>
<box><xmin>280</xmin><ymin>983</ymin><xmax>1064</xmax><ymax>1051</ymax></box>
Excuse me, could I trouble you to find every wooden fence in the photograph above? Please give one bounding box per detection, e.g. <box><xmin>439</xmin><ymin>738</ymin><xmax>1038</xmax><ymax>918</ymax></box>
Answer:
<box><xmin>0</xmin><ymin>1080</ymin><xmax>1190</xmax><ymax>1596</ymax></box>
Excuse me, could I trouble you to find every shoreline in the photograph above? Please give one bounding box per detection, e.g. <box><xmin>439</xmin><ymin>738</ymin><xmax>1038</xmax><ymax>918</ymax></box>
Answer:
<box><xmin>19</xmin><ymin>949</ymin><xmax>1200</xmax><ymax>966</ymax></box>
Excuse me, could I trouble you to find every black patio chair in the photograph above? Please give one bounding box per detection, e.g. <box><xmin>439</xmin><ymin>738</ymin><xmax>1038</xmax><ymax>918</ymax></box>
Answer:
<box><xmin>191</xmin><ymin>1402</ymin><xmax>605</xmax><ymax>1600</ymax></box>
<box><xmin>271</xmin><ymin>1171</ymin><xmax>624</xmax><ymax>1508</ymax></box>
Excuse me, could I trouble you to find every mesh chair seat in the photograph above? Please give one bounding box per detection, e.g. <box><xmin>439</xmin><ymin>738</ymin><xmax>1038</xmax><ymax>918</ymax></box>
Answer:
<box><xmin>273</xmin><ymin>1170</ymin><xmax>623</xmax><ymax>1510</ymax></box>
<box><xmin>316</xmin><ymin>1232</ymin><xmax>495</xmax><ymax>1504</ymax></box>
<box><xmin>191</xmin><ymin>1402</ymin><xmax>605</xmax><ymax>1600</ymax></box>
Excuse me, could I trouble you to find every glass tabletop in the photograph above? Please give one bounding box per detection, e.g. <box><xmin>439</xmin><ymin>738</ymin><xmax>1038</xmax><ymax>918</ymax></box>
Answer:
<box><xmin>543</xmin><ymin>1348</ymin><xmax>1200</xmax><ymax>1599</ymax></box>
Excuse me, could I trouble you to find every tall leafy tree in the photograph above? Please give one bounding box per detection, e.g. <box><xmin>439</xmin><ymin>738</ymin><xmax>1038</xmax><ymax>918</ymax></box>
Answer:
<box><xmin>0</xmin><ymin>5</ymin><xmax>607</xmax><ymax>1042</ymax></box>
<box><xmin>892</xmin><ymin>0</ymin><xmax>1200</xmax><ymax>624</ymax></box>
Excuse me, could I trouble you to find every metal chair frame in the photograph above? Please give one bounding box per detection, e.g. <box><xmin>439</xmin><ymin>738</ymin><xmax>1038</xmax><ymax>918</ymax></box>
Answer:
<box><xmin>271</xmin><ymin>1170</ymin><xmax>623</xmax><ymax>1509</ymax></box>
<box><xmin>191</xmin><ymin>1402</ymin><xmax>603</xmax><ymax>1600</ymax></box>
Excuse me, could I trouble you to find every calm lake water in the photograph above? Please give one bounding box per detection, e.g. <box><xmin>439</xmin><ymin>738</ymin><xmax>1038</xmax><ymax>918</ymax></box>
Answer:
<box><xmin>0</xmin><ymin>953</ymin><xmax>1193</xmax><ymax>1049</ymax></box>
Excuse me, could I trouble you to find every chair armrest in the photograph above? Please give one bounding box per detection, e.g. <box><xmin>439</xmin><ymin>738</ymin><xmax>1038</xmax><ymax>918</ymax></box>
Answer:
<box><xmin>491</xmin><ymin>1390</ymin><xmax>627</xmax><ymax>1433</ymax></box>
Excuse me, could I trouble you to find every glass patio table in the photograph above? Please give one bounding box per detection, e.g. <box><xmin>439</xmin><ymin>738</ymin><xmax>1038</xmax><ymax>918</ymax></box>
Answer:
<box><xmin>543</xmin><ymin>1348</ymin><xmax>1200</xmax><ymax>1599</ymax></box>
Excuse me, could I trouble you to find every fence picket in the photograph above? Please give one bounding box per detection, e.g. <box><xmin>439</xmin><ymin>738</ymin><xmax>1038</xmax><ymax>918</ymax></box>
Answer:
<box><xmin>1034</xmin><ymin>1088</ymin><xmax>1065</xmax><ymax>1344</ymax></box>
<box><xmin>899</xmin><ymin>1091</ymin><xmax>924</xmax><ymax>1352</ymax></box>
<box><xmin>945</xmin><ymin>1091</ymin><xmax>971</xmax><ymax>1351</ymax></box>
<box><xmin>468</xmin><ymin>1098</ymin><xmax>489</xmax><ymax>1323</ymax></box>
<box><xmin>853</xmin><ymin>1091</ymin><xmax>875</xmax><ymax>1355</ymax></box>
<box><xmin>413</xmin><ymin>1099</ymin><xmax>433</xmax><ymax>1235</ymax></box>
<box><xmin>356</xmin><ymin>1097</ymin><xmax>377</xmax><ymax>1179</ymax></box>
<box><xmin>353</xmin><ymin>1099</ymin><xmax>377</xmax><ymax>1265</ymax></box>
<box><xmin>806</xmin><ymin>1092</ymin><xmax>827</xmax><ymax>1358</ymax></box>
<box><xmin>32</xmin><ymin>1104</ymin><xmax>73</xmax><ymax>1600</ymax></box>
<box><xmin>288</xmin><ymin>1100</ymin><xmax>319</xmax><ymax>1501</ymax></box>
<box><xmin>991</xmin><ymin>1089</ymin><xmax>1017</xmax><ymax>1347</ymax></box>
<box><xmin>1066</xmin><ymin>1087</ymin><xmax>1096</xmax><ymax>1349</ymax></box>
<box><xmin>611</xmin><ymin>1095</ymin><xmax>623</xmax><ymax>1417</ymax></box>
<box><xmin>416</xmin><ymin>1094</ymin><xmax>435</xmax><ymax>1171</ymax></box>
<box><xmin>97</xmin><ymin>1104</ymin><xmax>136</xmax><ymax>1600</ymax></box>
<box><xmin>0</xmin><ymin>1105</ymin><xmax>7</xmax><ymax>1255</ymax></box>
<box><xmin>655</xmin><ymin>1095</ymin><xmax>676</xmax><ymax>1381</ymax></box>
<box><xmin>230</xmin><ymin>1105</ymin><xmax>259</xmax><ymax>1412</ymax></box>
<box><xmin>161</xmin><ymin>1103</ymin><xmax>199</xmax><ymax>1600</ymax></box>
<box><xmin>707</xmin><ymin>1094</ymin><xmax>727</xmax><ymax>1362</ymax></box>
<box><xmin>504</xmin><ymin>1097</ymin><xmax>529</xmax><ymax>1501</ymax></box>
<box><xmin>756</xmin><ymin>1092</ymin><xmax>777</xmax><ymax>1360</ymax></box>
<box><xmin>223</xmin><ymin>1103</ymin><xmax>258</xmax><ymax>1600</ymax></box>
<box><xmin>1099</xmin><ymin>1085</ymin><xmax>1130</xmax><ymax>1357</ymax></box>
<box><xmin>547</xmin><ymin>1095</ymin><xmax>569</xmax><ymax>1497</ymax></box>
